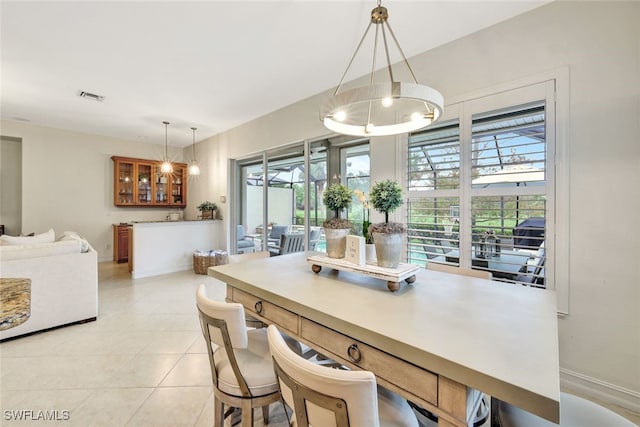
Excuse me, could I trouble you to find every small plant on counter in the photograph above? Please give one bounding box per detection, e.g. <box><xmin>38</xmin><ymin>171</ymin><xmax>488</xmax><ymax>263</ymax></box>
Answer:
<box><xmin>197</xmin><ymin>201</ymin><xmax>218</xmax><ymax>220</ymax></box>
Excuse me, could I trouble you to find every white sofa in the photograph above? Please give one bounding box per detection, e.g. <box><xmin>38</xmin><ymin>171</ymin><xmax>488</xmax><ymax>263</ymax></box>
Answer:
<box><xmin>0</xmin><ymin>232</ymin><xmax>98</xmax><ymax>341</ymax></box>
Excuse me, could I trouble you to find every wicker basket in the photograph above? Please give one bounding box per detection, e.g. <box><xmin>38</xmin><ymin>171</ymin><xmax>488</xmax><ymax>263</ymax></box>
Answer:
<box><xmin>193</xmin><ymin>250</ymin><xmax>228</xmax><ymax>275</ymax></box>
<box><xmin>193</xmin><ymin>253</ymin><xmax>216</xmax><ymax>275</ymax></box>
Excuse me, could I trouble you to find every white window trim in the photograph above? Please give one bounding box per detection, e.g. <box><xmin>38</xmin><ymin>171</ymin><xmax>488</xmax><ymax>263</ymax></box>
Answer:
<box><xmin>401</xmin><ymin>68</ymin><xmax>570</xmax><ymax>314</ymax></box>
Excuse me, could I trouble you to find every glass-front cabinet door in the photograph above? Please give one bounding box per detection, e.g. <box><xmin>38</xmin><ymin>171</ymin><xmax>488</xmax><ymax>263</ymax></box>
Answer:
<box><xmin>171</xmin><ymin>164</ymin><xmax>185</xmax><ymax>205</ymax></box>
<box><xmin>154</xmin><ymin>165</ymin><xmax>171</xmax><ymax>205</ymax></box>
<box><xmin>137</xmin><ymin>163</ymin><xmax>153</xmax><ymax>205</ymax></box>
<box><xmin>114</xmin><ymin>159</ymin><xmax>135</xmax><ymax>205</ymax></box>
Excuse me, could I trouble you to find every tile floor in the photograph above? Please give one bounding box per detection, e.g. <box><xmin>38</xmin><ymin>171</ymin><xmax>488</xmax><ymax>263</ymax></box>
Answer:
<box><xmin>1</xmin><ymin>262</ymin><xmax>638</xmax><ymax>426</ymax></box>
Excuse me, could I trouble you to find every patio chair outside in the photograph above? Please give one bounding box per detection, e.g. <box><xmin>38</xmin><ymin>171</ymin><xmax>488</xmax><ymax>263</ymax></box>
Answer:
<box><xmin>269</xmin><ymin>233</ymin><xmax>304</xmax><ymax>256</ymax></box>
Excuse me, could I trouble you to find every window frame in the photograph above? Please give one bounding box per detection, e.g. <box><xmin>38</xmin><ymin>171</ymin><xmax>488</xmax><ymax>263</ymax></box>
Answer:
<box><xmin>402</xmin><ymin>70</ymin><xmax>569</xmax><ymax>314</ymax></box>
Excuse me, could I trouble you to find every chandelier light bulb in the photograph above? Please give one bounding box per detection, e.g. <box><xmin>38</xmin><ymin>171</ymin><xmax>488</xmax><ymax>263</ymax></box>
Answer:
<box><xmin>382</xmin><ymin>97</ymin><xmax>393</xmax><ymax>107</ymax></box>
<box><xmin>365</xmin><ymin>123</ymin><xmax>376</xmax><ymax>134</ymax></box>
<box><xmin>161</xmin><ymin>160</ymin><xmax>173</xmax><ymax>174</ymax></box>
<box><xmin>334</xmin><ymin>110</ymin><xmax>347</xmax><ymax>122</ymax></box>
<box><xmin>411</xmin><ymin>112</ymin><xmax>424</xmax><ymax>121</ymax></box>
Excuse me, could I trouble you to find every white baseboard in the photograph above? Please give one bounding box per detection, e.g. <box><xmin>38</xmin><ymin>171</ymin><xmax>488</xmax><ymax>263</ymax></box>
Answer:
<box><xmin>560</xmin><ymin>368</ymin><xmax>640</xmax><ymax>414</ymax></box>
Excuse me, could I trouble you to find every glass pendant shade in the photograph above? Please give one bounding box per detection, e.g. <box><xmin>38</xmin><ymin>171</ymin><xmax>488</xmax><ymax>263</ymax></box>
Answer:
<box><xmin>161</xmin><ymin>121</ymin><xmax>173</xmax><ymax>174</ymax></box>
<box><xmin>320</xmin><ymin>2</ymin><xmax>443</xmax><ymax>137</ymax></box>
<box><xmin>188</xmin><ymin>160</ymin><xmax>200</xmax><ymax>176</ymax></box>
<box><xmin>188</xmin><ymin>127</ymin><xmax>200</xmax><ymax>176</ymax></box>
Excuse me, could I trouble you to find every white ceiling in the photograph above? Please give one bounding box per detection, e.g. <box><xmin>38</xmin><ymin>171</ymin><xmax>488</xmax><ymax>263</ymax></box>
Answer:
<box><xmin>1</xmin><ymin>1</ymin><xmax>549</xmax><ymax>147</ymax></box>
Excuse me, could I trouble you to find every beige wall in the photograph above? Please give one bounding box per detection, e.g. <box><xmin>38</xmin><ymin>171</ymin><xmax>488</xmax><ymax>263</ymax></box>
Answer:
<box><xmin>3</xmin><ymin>0</ymin><xmax>638</xmax><ymax>411</ymax></box>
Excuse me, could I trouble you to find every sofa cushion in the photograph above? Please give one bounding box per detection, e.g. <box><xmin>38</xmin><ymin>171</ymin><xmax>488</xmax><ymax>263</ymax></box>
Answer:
<box><xmin>0</xmin><ymin>239</ymin><xmax>83</xmax><ymax>261</ymax></box>
<box><xmin>0</xmin><ymin>228</ymin><xmax>55</xmax><ymax>246</ymax></box>
<box><xmin>58</xmin><ymin>231</ymin><xmax>90</xmax><ymax>252</ymax></box>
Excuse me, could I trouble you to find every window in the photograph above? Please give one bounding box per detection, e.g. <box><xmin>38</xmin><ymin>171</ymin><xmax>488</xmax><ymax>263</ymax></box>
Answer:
<box><xmin>406</xmin><ymin>81</ymin><xmax>556</xmax><ymax>290</ymax></box>
<box><xmin>233</xmin><ymin>139</ymin><xmax>369</xmax><ymax>255</ymax></box>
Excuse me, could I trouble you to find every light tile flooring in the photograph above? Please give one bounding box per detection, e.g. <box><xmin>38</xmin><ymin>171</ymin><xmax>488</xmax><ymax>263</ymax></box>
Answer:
<box><xmin>1</xmin><ymin>262</ymin><xmax>638</xmax><ymax>426</ymax></box>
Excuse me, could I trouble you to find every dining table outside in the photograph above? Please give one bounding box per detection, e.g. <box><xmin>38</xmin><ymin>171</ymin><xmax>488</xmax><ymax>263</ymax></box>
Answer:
<box><xmin>442</xmin><ymin>249</ymin><xmax>532</xmax><ymax>280</ymax></box>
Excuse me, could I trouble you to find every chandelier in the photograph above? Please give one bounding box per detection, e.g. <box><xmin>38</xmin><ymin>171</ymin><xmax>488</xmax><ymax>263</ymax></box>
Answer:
<box><xmin>320</xmin><ymin>1</ymin><xmax>443</xmax><ymax>137</ymax></box>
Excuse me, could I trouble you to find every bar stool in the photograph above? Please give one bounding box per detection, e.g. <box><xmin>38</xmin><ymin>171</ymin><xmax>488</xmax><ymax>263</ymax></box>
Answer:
<box><xmin>497</xmin><ymin>392</ymin><xmax>637</xmax><ymax>427</ymax></box>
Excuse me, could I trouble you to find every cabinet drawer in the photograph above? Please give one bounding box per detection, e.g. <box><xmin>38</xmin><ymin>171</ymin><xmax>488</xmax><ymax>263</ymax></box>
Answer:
<box><xmin>300</xmin><ymin>318</ymin><xmax>438</xmax><ymax>406</ymax></box>
<box><xmin>229</xmin><ymin>287</ymin><xmax>298</xmax><ymax>335</ymax></box>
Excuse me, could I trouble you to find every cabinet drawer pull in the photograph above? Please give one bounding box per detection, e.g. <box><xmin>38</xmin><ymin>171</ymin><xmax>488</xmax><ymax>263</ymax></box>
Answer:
<box><xmin>347</xmin><ymin>344</ymin><xmax>362</xmax><ymax>363</ymax></box>
<box><xmin>254</xmin><ymin>301</ymin><xmax>263</xmax><ymax>314</ymax></box>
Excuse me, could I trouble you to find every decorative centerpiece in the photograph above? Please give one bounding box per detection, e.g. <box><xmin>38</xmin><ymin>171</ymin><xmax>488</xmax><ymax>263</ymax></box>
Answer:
<box><xmin>368</xmin><ymin>180</ymin><xmax>405</xmax><ymax>268</ymax></box>
<box><xmin>197</xmin><ymin>201</ymin><xmax>218</xmax><ymax>220</ymax></box>
<box><xmin>322</xmin><ymin>183</ymin><xmax>353</xmax><ymax>258</ymax></box>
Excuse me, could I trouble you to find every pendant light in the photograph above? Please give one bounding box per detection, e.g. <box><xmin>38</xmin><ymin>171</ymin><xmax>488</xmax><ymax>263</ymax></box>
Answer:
<box><xmin>188</xmin><ymin>127</ymin><xmax>201</xmax><ymax>176</ymax></box>
<box><xmin>320</xmin><ymin>0</ymin><xmax>443</xmax><ymax>137</ymax></box>
<box><xmin>160</xmin><ymin>121</ymin><xmax>173</xmax><ymax>174</ymax></box>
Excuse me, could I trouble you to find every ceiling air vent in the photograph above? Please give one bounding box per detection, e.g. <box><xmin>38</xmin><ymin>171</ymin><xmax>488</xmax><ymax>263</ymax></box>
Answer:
<box><xmin>78</xmin><ymin>91</ymin><xmax>105</xmax><ymax>102</ymax></box>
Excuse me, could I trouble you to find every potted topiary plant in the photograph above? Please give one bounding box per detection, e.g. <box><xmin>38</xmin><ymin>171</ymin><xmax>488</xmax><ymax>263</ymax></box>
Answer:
<box><xmin>197</xmin><ymin>201</ymin><xmax>218</xmax><ymax>220</ymax></box>
<box><xmin>368</xmin><ymin>179</ymin><xmax>405</xmax><ymax>268</ymax></box>
<box><xmin>322</xmin><ymin>183</ymin><xmax>353</xmax><ymax>258</ymax></box>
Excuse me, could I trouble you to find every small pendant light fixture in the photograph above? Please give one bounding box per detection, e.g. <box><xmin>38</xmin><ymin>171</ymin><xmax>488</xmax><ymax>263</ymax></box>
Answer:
<box><xmin>160</xmin><ymin>121</ymin><xmax>173</xmax><ymax>174</ymax></box>
<box><xmin>188</xmin><ymin>127</ymin><xmax>201</xmax><ymax>176</ymax></box>
<box><xmin>320</xmin><ymin>0</ymin><xmax>443</xmax><ymax>137</ymax></box>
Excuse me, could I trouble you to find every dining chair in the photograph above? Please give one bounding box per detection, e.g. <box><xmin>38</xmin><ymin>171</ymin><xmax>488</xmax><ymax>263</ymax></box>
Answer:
<box><xmin>196</xmin><ymin>284</ymin><xmax>281</xmax><ymax>427</ymax></box>
<box><xmin>426</xmin><ymin>262</ymin><xmax>493</xmax><ymax>280</ymax></box>
<box><xmin>495</xmin><ymin>392</ymin><xmax>636</xmax><ymax>427</ymax></box>
<box><xmin>266</xmin><ymin>324</ymin><xmax>419</xmax><ymax>427</ymax></box>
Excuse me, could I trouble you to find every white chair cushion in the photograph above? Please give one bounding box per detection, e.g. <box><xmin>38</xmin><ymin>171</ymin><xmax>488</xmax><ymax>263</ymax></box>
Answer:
<box><xmin>499</xmin><ymin>392</ymin><xmax>636</xmax><ymax>427</ymax></box>
<box><xmin>214</xmin><ymin>328</ymin><xmax>278</xmax><ymax>397</ymax></box>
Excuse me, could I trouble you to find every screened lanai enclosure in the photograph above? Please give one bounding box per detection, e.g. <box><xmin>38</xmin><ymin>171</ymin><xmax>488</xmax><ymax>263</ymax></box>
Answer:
<box><xmin>407</xmin><ymin>102</ymin><xmax>548</xmax><ymax>288</ymax></box>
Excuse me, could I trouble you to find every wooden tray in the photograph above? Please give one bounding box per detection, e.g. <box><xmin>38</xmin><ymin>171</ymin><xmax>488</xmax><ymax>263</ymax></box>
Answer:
<box><xmin>307</xmin><ymin>254</ymin><xmax>420</xmax><ymax>292</ymax></box>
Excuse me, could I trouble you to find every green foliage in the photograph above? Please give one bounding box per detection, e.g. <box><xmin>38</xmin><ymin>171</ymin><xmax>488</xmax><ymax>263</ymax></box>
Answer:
<box><xmin>322</xmin><ymin>183</ymin><xmax>353</xmax><ymax>218</ymax></box>
<box><xmin>369</xmin><ymin>180</ymin><xmax>403</xmax><ymax>223</ymax></box>
<box><xmin>197</xmin><ymin>201</ymin><xmax>217</xmax><ymax>211</ymax></box>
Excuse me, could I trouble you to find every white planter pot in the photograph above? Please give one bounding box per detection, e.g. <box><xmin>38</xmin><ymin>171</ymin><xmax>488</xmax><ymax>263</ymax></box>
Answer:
<box><xmin>324</xmin><ymin>228</ymin><xmax>350</xmax><ymax>259</ymax></box>
<box><xmin>365</xmin><ymin>244</ymin><xmax>377</xmax><ymax>265</ymax></box>
<box><xmin>372</xmin><ymin>232</ymin><xmax>403</xmax><ymax>268</ymax></box>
